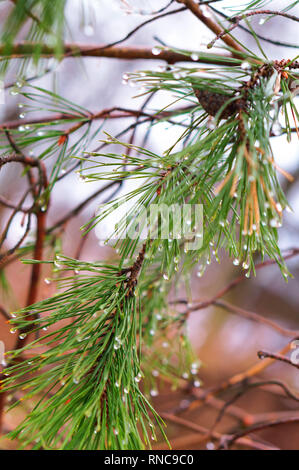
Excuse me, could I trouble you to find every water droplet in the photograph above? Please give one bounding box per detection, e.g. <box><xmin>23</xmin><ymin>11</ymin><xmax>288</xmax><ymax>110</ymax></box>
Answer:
<box><xmin>150</xmin><ymin>389</ymin><xmax>158</xmax><ymax>397</ymax></box>
<box><xmin>259</xmin><ymin>17</ymin><xmax>266</xmax><ymax>25</ymax></box>
<box><xmin>10</xmin><ymin>328</ymin><xmax>17</xmax><ymax>334</ymax></box>
<box><xmin>191</xmin><ymin>53</ymin><xmax>199</xmax><ymax>61</ymax></box>
<box><xmin>163</xmin><ymin>273</ymin><xmax>169</xmax><ymax>281</ymax></box>
<box><xmin>206</xmin><ymin>118</ymin><xmax>216</xmax><ymax>130</ymax></box>
<box><xmin>233</xmin><ymin>259</ymin><xmax>240</xmax><ymax>266</ymax></box>
<box><xmin>241</xmin><ymin>61</ymin><xmax>251</xmax><ymax>70</ymax></box>
<box><xmin>19</xmin><ymin>333</ymin><xmax>27</xmax><ymax>340</ymax></box>
<box><xmin>193</xmin><ymin>380</ymin><xmax>201</xmax><ymax>388</ymax></box>
<box><xmin>270</xmin><ymin>218</ymin><xmax>281</xmax><ymax>228</ymax></box>
<box><xmin>152</xmin><ymin>370</ymin><xmax>159</xmax><ymax>377</ymax></box>
<box><xmin>276</xmin><ymin>203</ymin><xmax>282</xmax><ymax>213</ymax></box>
<box><xmin>19</xmin><ymin>113</ymin><xmax>25</xmax><ymax>119</ymax></box>
<box><xmin>44</xmin><ymin>278</ymin><xmax>51</xmax><ymax>285</ymax></box>
<box><xmin>152</xmin><ymin>47</ymin><xmax>161</xmax><ymax>56</ymax></box>
<box><xmin>18</xmin><ymin>126</ymin><xmax>25</xmax><ymax>132</ymax></box>
<box><xmin>115</xmin><ymin>381</ymin><xmax>120</xmax><ymax>388</ymax></box>
<box><xmin>73</xmin><ymin>377</ymin><xmax>79</xmax><ymax>384</ymax></box>
<box><xmin>272</xmin><ymin>121</ymin><xmax>282</xmax><ymax>136</ymax></box>
<box><xmin>149</xmin><ymin>329</ymin><xmax>155</xmax><ymax>336</ymax></box>
<box><xmin>206</xmin><ymin>441</ymin><xmax>215</xmax><ymax>450</ymax></box>
<box><xmin>10</xmin><ymin>87</ymin><xmax>19</xmax><ymax>96</ymax></box>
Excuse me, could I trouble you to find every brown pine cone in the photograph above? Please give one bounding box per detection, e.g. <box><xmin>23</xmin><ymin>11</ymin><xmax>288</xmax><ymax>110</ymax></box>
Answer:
<box><xmin>193</xmin><ymin>87</ymin><xmax>237</xmax><ymax>119</ymax></box>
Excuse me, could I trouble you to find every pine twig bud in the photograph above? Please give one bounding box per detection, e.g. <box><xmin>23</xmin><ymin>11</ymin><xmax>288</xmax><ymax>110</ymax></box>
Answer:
<box><xmin>193</xmin><ymin>87</ymin><xmax>237</xmax><ymax>119</ymax></box>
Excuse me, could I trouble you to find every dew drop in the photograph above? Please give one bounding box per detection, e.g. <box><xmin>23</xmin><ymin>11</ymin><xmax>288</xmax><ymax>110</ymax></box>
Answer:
<box><xmin>152</xmin><ymin>47</ymin><xmax>161</xmax><ymax>56</ymax></box>
<box><xmin>241</xmin><ymin>61</ymin><xmax>251</xmax><ymax>70</ymax></box>
<box><xmin>206</xmin><ymin>441</ymin><xmax>215</xmax><ymax>450</ymax></box>
<box><xmin>272</xmin><ymin>121</ymin><xmax>282</xmax><ymax>136</ymax></box>
<box><xmin>10</xmin><ymin>87</ymin><xmax>19</xmax><ymax>96</ymax></box>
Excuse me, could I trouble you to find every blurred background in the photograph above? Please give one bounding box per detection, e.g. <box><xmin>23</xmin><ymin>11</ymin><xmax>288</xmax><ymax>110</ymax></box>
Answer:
<box><xmin>0</xmin><ymin>0</ymin><xmax>299</xmax><ymax>449</ymax></box>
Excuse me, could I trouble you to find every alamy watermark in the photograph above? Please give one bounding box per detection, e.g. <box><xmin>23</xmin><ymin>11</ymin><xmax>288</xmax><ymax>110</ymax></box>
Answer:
<box><xmin>95</xmin><ymin>202</ymin><xmax>203</xmax><ymax>251</ymax></box>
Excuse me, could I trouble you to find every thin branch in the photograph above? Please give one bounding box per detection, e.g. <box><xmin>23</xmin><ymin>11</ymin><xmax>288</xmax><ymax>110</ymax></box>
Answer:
<box><xmin>208</xmin><ymin>10</ymin><xmax>299</xmax><ymax>49</ymax></box>
<box><xmin>258</xmin><ymin>350</ymin><xmax>299</xmax><ymax>370</ymax></box>
<box><xmin>159</xmin><ymin>411</ymin><xmax>278</xmax><ymax>450</ymax></box>
<box><xmin>0</xmin><ymin>43</ymin><xmax>236</xmax><ymax>66</ymax></box>
<box><xmin>176</xmin><ymin>0</ymin><xmax>244</xmax><ymax>55</ymax></box>
<box><xmin>220</xmin><ymin>416</ymin><xmax>299</xmax><ymax>449</ymax></box>
<box><xmin>210</xmin><ymin>5</ymin><xmax>299</xmax><ymax>49</ymax></box>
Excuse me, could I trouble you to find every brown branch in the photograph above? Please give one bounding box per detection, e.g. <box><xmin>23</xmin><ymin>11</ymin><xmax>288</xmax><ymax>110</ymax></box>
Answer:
<box><xmin>258</xmin><ymin>350</ymin><xmax>299</xmax><ymax>370</ymax></box>
<box><xmin>158</xmin><ymin>412</ymin><xmax>278</xmax><ymax>450</ymax></box>
<box><xmin>48</xmin><ymin>180</ymin><xmax>120</xmax><ymax>233</ymax></box>
<box><xmin>0</xmin><ymin>106</ymin><xmax>194</xmax><ymax>131</ymax></box>
<box><xmin>213</xmin><ymin>299</ymin><xmax>299</xmax><ymax>338</ymax></box>
<box><xmin>176</xmin><ymin>0</ymin><xmax>244</xmax><ymax>56</ymax></box>
<box><xmin>0</xmin><ymin>42</ymin><xmax>236</xmax><ymax>65</ymax></box>
<box><xmin>186</xmin><ymin>248</ymin><xmax>299</xmax><ymax>311</ymax></box>
<box><xmin>220</xmin><ymin>416</ymin><xmax>299</xmax><ymax>449</ymax></box>
<box><xmin>208</xmin><ymin>10</ymin><xmax>299</xmax><ymax>49</ymax></box>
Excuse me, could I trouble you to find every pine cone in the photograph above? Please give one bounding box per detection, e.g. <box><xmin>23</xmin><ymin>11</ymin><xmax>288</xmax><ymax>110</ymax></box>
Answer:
<box><xmin>193</xmin><ymin>87</ymin><xmax>237</xmax><ymax>119</ymax></box>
